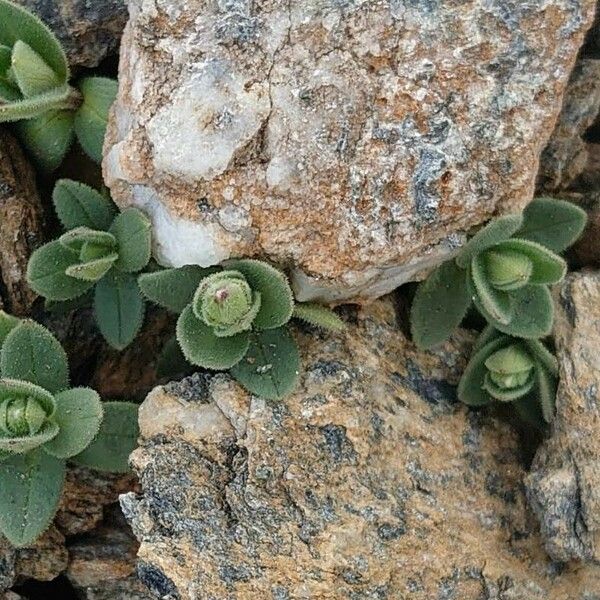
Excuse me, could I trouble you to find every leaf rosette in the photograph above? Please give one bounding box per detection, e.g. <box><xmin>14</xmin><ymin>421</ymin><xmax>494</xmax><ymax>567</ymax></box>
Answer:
<box><xmin>458</xmin><ymin>326</ymin><xmax>558</xmax><ymax>426</ymax></box>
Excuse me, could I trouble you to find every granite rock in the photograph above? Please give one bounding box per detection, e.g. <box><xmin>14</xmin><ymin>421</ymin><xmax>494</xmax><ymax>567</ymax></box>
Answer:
<box><xmin>526</xmin><ymin>271</ymin><xmax>600</xmax><ymax>563</ymax></box>
<box><xmin>13</xmin><ymin>0</ymin><xmax>127</xmax><ymax>68</ymax></box>
<box><xmin>105</xmin><ymin>0</ymin><xmax>594</xmax><ymax>302</ymax></box>
<box><xmin>122</xmin><ymin>301</ymin><xmax>600</xmax><ymax>599</ymax></box>
<box><xmin>0</xmin><ymin>130</ymin><xmax>44</xmax><ymax>316</ymax></box>
<box><xmin>538</xmin><ymin>59</ymin><xmax>600</xmax><ymax>191</ymax></box>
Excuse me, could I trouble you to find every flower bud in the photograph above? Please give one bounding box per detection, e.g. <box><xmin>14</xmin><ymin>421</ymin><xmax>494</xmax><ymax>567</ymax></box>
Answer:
<box><xmin>0</xmin><ymin>395</ymin><xmax>47</xmax><ymax>436</ymax></box>
<box><xmin>483</xmin><ymin>344</ymin><xmax>535</xmax><ymax>401</ymax></box>
<box><xmin>484</xmin><ymin>249</ymin><xmax>532</xmax><ymax>291</ymax></box>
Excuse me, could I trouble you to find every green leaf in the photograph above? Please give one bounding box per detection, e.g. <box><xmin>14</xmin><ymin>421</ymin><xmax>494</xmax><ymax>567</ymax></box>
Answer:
<box><xmin>535</xmin><ymin>363</ymin><xmax>556</xmax><ymax>424</ymax></box>
<box><xmin>0</xmin><ymin>421</ymin><xmax>58</xmax><ymax>453</ymax></box>
<box><xmin>43</xmin><ymin>388</ymin><xmax>103</xmax><ymax>459</ymax></box>
<box><xmin>59</xmin><ymin>227</ymin><xmax>116</xmax><ymax>252</ymax></box>
<box><xmin>493</xmin><ymin>239</ymin><xmax>566</xmax><ymax>285</ymax></box>
<box><xmin>410</xmin><ymin>260</ymin><xmax>471</xmax><ymax>349</ymax></box>
<box><xmin>230</xmin><ymin>327</ymin><xmax>300</xmax><ymax>400</ymax></box>
<box><xmin>27</xmin><ymin>240</ymin><xmax>94</xmax><ymax>301</ymax></box>
<box><xmin>0</xmin><ymin>84</ymin><xmax>71</xmax><ymax>122</ymax></box>
<box><xmin>43</xmin><ymin>291</ymin><xmax>93</xmax><ymax>316</ymax></box>
<box><xmin>94</xmin><ymin>271</ymin><xmax>145</xmax><ymax>350</ymax></box>
<box><xmin>53</xmin><ymin>179</ymin><xmax>116</xmax><ymax>231</ymax></box>
<box><xmin>225</xmin><ymin>259</ymin><xmax>294</xmax><ymax>329</ymax></box>
<box><xmin>109</xmin><ymin>208</ymin><xmax>152</xmax><ymax>273</ymax></box>
<box><xmin>71</xmin><ymin>402</ymin><xmax>139</xmax><ymax>473</ymax></box>
<box><xmin>73</xmin><ymin>77</ymin><xmax>117</xmax><ymax>163</ymax></box>
<box><xmin>515</xmin><ymin>197</ymin><xmax>588</xmax><ymax>253</ymax></box>
<box><xmin>473</xmin><ymin>285</ymin><xmax>554</xmax><ymax>339</ymax></box>
<box><xmin>0</xmin><ymin>311</ymin><xmax>20</xmax><ymax>348</ymax></box>
<box><xmin>10</xmin><ymin>40</ymin><xmax>61</xmax><ymax>97</ymax></box>
<box><xmin>14</xmin><ymin>109</ymin><xmax>73</xmax><ymax>171</ymax></box>
<box><xmin>0</xmin><ymin>449</ymin><xmax>65</xmax><ymax>547</ymax></box>
<box><xmin>138</xmin><ymin>265</ymin><xmax>217</xmax><ymax>313</ymax></box>
<box><xmin>513</xmin><ymin>395</ymin><xmax>546</xmax><ymax>430</ymax></box>
<box><xmin>456</xmin><ymin>214</ymin><xmax>523</xmax><ymax>268</ymax></box>
<box><xmin>458</xmin><ymin>337</ymin><xmax>508</xmax><ymax>407</ymax></box>
<box><xmin>471</xmin><ymin>325</ymin><xmax>504</xmax><ymax>354</ymax></box>
<box><xmin>470</xmin><ymin>255</ymin><xmax>513</xmax><ymax>325</ymax></box>
<box><xmin>0</xmin><ymin>0</ymin><xmax>69</xmax><ymax>82</ymax></box>
<box><xmin>156</xmin><ymin>336</ymin><xmax>192</xmax><ymax>379</ymax></box>
<box><xmin>292</xmin><ymin>303</ymin><xmax>346</xmax><ymax>332</ymax></box>
<box><xmin>0</xmin><ymin>43</ymin><xmax>10</xmax><ymax>71</ymax></box>
<box><xmin>0</xmin><ymin>79</ymin><xmax>20</xmax><ymax>101</ymax></box>
<box><xmin>65</xmin><ymin>254</ymin><xmax>117</xmax><ymax>282</ymax></box>
<box><xmin>176</xmin><ymin>304</ymin><xmax>249</xmax><ymax>370</ymax></box>
<box><xmin>1</xmin><ymin>321</ymin><xmax>69</xmax><ymax>393</ymax></box>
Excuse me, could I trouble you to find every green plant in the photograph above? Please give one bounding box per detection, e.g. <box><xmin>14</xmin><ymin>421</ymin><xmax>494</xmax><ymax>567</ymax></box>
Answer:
<box><xmin>411</xmin><ymin>197</ymin><xmax>587</xmax><ymax>349</ymax></box>
<box><xmin>0</xmin><ymin>0</ymin><xmax>117</xmax><ymax>169</ymax></box>
<box><xmin>139</xmin><ymin>260</ymin><xmax>344</xmax><ymax>399</ymax></box>
<box><xmin>27</xmin><ymin>179</ymin><xmax>151</xmax><ymax>349</ymax></box>
<box><xmin>0</xmin><ymin>311</ymin><xmax>139</xmax><ymax>547</ymax></box>
<box><xmin>458</xmin><ymin>325</ymin><xmax>558</xmax><ymax>427</ymax></box>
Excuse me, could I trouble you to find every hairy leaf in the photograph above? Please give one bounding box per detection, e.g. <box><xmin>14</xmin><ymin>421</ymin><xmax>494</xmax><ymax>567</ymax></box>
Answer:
<box><xmin>0</xmin><ymin>0</ymin><xmax>69</xmax><ymax>81</ymax></box>
<box><xmin>0</xmin><ymin>421</ymin><xmax>58</xmax><ymax>453</ymax></box>
<box><xmin>535</xmin><ymin>363</ymin><xmax>556</xmax><ymax>424</ymax></box>
<box><xmin>0</xmin><ymin>449</ymin><xmax>65</xmax><ymax>547</ymax></box>
<box><xmin>109</xmin><ymin>208</ymin><xmax>152</xmax><ymax>273</ymax></box>
<box><xmin>456</xmin><ymin>214</ymin><xmax>523</xmax><ymax>268</ymax></box>
<box><xmin>493</xmin><ymin>239</ymin><xmax>566</xmax><ymax>285</ymax></box>
<box><xmin>1</xmin><ymin>321</ymin><xmax>69</xmax><ymax>393</ymax></box>
<box><xmin>0</xmin><ymin>311</ymin><xmax>20</xmax><ymax>348</ymax></box>
<box><xmin>73</xmin><ymin>77</ymin><xmax>117</xmax><ymax>162</ymax></box>
<box><xmin>470</xmin><ymin>255</ymin><xmax>513</xmax><ymax>325</ymax></box>
<box><xmin>59</xmin><ymin>227</ymin><xmax>116</xmax><ymax>252</ymax></box>
<box><xmin>410</xmin><ymin>260</ymin><xmax>471</xmax><ymax>349</ymax></box>
<box><xmin>524</xmin><ymin>339</ymin><xmax>558</xmax><ymax>376</ymax></box>
<box><xmin>138</xmin><ymin>265</ymin><xmax>217</xmax><ymax>313</ymax></box>
<box><xmin>53</xmin><ymin>179</ymin><xmax>116</xmax><ymax>231</ymax></box>
<box><xmin>176</xmin><ymin>304</ymin><xmax>249</xmax><ymax>370</ymax></box>
<box><xmin>94</xmin><ymin>271</ymin><xmax>145</xmax><ymax>350</ymax></box>
<box><xmin>156</xmin><ymin>336</ymin><xmax>192</xmax><ymax>379</ymax></box>
<box><xmin>65</xmin><ymin>253</ymin><xmax>117</xmax><ymax>282</ymax></box>
<box><xmin>10</xmin><ymin>40</ymin><xmax>60</xmax><ymax>97</ymax></box>
<box><xmin>471</xmin><ymin>325</ymin><xmax>504</xmax><ymax>354</ymax></box>
<box><xmin>43</xmin><ymin>388</ymin><xmax>103</xmax><ymax>459</ymax></box>
<box><xmin>458</xmin><ymin>337</ymin><xmax>508</xmax><ymax>407</ymax></box>
<box><xmin>15</xmin><ymin>109</ymin><xmax>73</xmax><ymax>171</ymax></box>
<box><xmin>0</xmin><ymin>84</ymin><xmax>71</xmax><ymax>122</ymax></box>
<box><xmin>0</xmin><ymin>378</ymin><xmax>55</xmax><ymax>416</ymax></box>
<box><xmin>225</xmin><ymin>259</ymin><xmax>294</xmax><ymax>329</ymax></box>
<box><xmin>473</xmin><ymin>285</ymin><xmax>554</xmax><ymax>339</ymax></box>
<box><xmin>72</xmin><ymin>402</ymin><xmax>138</xmax><ymax>473</ymax></box>
<box><xmin>230</xmin><ymin>327</ymin><xmax>300</xmax><ymax>400</ymax></box>
<box><xmin>516</xmin><ymin>197</ymin><xmax>587</xmax><ymax>253</ymax></box>
<box><xmin>27</xmin><ymin>240</ymin><xmax>94</xmax><ymax>301</ymax></box>
<box><xmin>292</xmin><ymin>303</ymin><xmax>346</xmax><ymax>332</ymax></box>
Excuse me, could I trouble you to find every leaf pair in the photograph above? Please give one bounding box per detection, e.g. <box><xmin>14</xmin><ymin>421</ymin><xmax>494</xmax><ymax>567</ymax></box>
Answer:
<box><xmin>458</xmin><ymin>326</ymin><xmax>558</xmax><ymax>426</ymax></box>
<box><xmin>0</xmin><ymin>0</ymin><xmax>117</xmax><ymax>169</ymax></box>
<box><xmin>141</xmin><ymin>260</ymin><xmax>344</xmax><ymax>399</ymax></box>
<box><xmin>411</xmin><ymin>198</ymin><xmax>587</xmax><ymax>348</ymax></box>
<box><xmin>27</xmin><ymin>180</ymin><xmax>151</xmax><ymax>349</ymax></box>
<box><xmin>0</xmin><ymin>314</ymin><xmax>139</xmax><ymax>547</ymax></box>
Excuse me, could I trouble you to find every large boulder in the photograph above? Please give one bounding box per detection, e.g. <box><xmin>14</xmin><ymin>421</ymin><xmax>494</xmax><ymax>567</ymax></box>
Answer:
<box><xmin>121</xmin><ymin>302</ymin><xmax>600</xmax><ymax>599</ymax></box>
<box><xmin>104</xmin><ymin>0</ymin><xmax>595</xmax><ymax>302</ymax></box>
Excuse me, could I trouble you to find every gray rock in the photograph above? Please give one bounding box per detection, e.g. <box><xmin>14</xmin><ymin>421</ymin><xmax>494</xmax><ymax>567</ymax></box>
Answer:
<box><xmin>527</xmin><ymin>271</ymin><xmax>600</xmax><ymax>563</ymax></box>
<box><xmin>105</xmin><ymin>0</ymin><xmax>595</xmax><ymax>302</ymax></box>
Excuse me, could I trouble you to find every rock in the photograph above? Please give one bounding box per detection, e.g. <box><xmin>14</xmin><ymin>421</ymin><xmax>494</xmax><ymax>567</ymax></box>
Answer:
<box><xmin>105</xmin><ymin>0</ymin><xmax>594</xmax><ymax>303</ymax></box>
<box><xmin>122</xmin><ymin>301</ymin><xmax>600</xmax><ymax>599</ymax></box>
<box><xmin>0</xmin><ymin>130</ymin><xmax>44</xmax><ymax>316</ymax></box>
<box><xmin>537</xmin><ymin>59</ymin><xmax>600</xmax><ymax>191</ymax></box>
<box><xmin>526</xmin><ymin>271</ymin><xmax>600</xmax><ymax>563</ymax></box>
<box><xmin>13</xmin><ymin>0</ymin><xmax>127</xmax><ymax>68</ymax></box>
<box><xmin>570</xmin><ymin>192</ymin><xmax>600</xmax><ymax>266</ymax></box>
<box><xmin>66</xmin><ymin>508</ymin><xmax>150</xmax><ymax>600</ymax></box>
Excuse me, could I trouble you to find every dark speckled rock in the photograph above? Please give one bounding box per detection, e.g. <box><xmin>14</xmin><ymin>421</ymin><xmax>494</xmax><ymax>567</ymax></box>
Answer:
<box><xmin>122</xmin><ymin>300</ymin><xmax>600</xmax><ymax>599</ymax></box>
<box><xmin>14</xmin><ymin>0</ymin><xmax>126</xmax><ymax>68</ymax></box>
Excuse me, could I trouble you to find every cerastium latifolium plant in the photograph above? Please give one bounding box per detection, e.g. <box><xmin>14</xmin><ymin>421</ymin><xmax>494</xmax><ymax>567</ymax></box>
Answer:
<box><xmin>458</xmin><ymin>325</ymin><xmax>558</xmax><ymax>427</ymax></box>
<box><xmin>0</xmin><ymin>311</ymin><xmax>139</xmax><ymax>547</ymax></box>
<box><xmin>139</xmin><ymin>260</ymin><xmax>345</xmax><ymax>399</ymax></box>
<box><xmin>0</xmin><ymin>0</ymin><xmax>117</xmax><ymax>170</ymax></box>
<box><xmin>27</xmin><ymin>179</ymin><xmax>152</xmax><ymax>349</ymax></box>
<box><xmin>411</xmin><ymin>197</ymin><xmax>587</xmax><ymax>349</ymax></box>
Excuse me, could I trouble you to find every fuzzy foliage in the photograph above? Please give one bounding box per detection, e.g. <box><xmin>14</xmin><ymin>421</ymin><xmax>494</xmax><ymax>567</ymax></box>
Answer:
<box><xmin>0</xmin><ymin>315</ymin><xmax>137</xmax><ymax>547</ymax></box>
<box><xmin>27</xmin><ymin>180</ymin><xmax>151</xmax><ymax>349</ymax></box>
<box><xmin>458</xmin><ymin>326</ymin><xmax>558</xmax><ymax>426</ymax></box>
<box><xmin>411</xmin><ymin>198</ymin><xmax>586</xmax><ymax>348</ymax></box>
<box><xmin>0</xmin><ymin>0</ymin><xmax>116</xmax><ymax>169</ymax></box>
<box><xmin>142</xmin><ymin>259</ymin><xmax>343</xmax><ymax>399</ymax></box>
